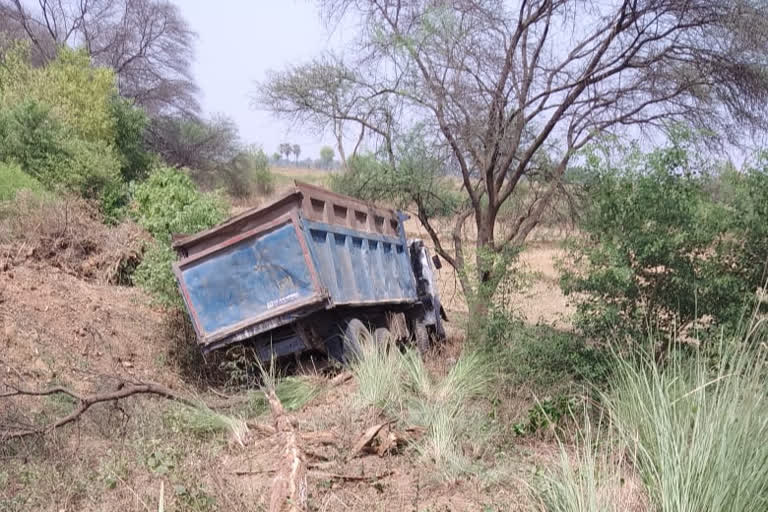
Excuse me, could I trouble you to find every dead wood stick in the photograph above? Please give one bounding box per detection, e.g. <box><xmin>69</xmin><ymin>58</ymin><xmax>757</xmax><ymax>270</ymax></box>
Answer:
<box><xmin>2</xmin><ymin>382</ymin><xmax>203</xmax><ymax>440</ymax></box>
<box><xmin>330</xmin><ymin>372</ymin><xmax>353</xmax><ymax>386</ymax></box>
<box><xmin>245</xmin><ymin>420</ymin><xmax>278</xmax><ymax>436</ymax></box>
<box><xmin>348</xmin><ymin>421</ymin><xmax>393</xmax><ymax>459</ymax></box>
<box><xmin>266</xmin><ymin>388</ymin><xmax>308</xmax><ymax>512</ymax></box>
<box><xmin>313</xmin><ymin>470</ymin><xmax>394</xmax><ymax>483</ymax></box>
<box><xmin>234</xmin><ymin>468</ymin><xmax>277</xmax><ymax>476</ymax></box>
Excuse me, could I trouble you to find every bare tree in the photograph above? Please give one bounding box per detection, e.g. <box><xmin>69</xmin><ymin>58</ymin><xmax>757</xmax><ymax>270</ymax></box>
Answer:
<box><xmin>0</xmin><ymin>0</ymin><xmax>198</xmax><ymax>115</ymax></box>
<box><xmin>259</xmin><ymin>0</ymin><xmax>768</xmax><ymax>311</ymax></box>
<box><xmin>258</xmin><ymin>55</ymin><xmax>387</xmax><ymax>168</ymax></box>
<box><xmin>147</xmin><ymin>114</ymin><xmax>242</xmax><ymax>188</ymax></box>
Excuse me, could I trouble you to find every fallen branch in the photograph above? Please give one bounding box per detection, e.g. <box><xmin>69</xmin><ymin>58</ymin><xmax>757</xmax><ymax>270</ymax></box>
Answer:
<box><xmin>330</xmin><ymin>372</ymin><xmax>353</xmax><ymax>386</ymax></box>
<box><xmin>233</xmin><ymin>467</ymin><xmax>393</xmax><ymax>483</ymax></box>
<box><xmin>1</xmin><ymin>382</ymin><xmax>200</xmax><ymax>440</ymax></box>
<box><xmin>313</xmin><ymin>470</ymin><xmax>394</xmax><ymax>483</ymax></box>
<box><xmin>233</xmin><ymin>468</ymin><xmax>277</xmax><ymax>476</ymax></box>
<box><xmin>245</xmin><ymin>420</ymin><xmax>278</xmax><ymax>436</ymax></box>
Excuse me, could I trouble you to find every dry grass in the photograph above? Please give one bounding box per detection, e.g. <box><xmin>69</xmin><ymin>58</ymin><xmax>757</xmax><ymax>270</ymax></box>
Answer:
<box><xmin>534</xmin><ymin>417</ymin><xmax>648</xmax><ymax>512</ymax></box>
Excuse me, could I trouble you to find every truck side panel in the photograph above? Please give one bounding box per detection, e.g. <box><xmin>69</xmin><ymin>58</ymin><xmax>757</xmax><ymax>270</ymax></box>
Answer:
<box><xmin>302</xmin><ymin>219</ymin><xmax>417</xmax><ymax>305</ymax></box>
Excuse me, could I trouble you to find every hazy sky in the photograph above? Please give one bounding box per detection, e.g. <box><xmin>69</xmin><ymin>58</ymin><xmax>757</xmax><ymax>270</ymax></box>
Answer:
<box><xmin>173</xmin><ymin>1</ymin><xmax>342</xmax><ymax>160</ymax></box>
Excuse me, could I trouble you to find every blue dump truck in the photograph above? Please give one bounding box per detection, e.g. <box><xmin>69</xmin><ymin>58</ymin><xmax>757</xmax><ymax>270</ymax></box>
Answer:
<box><xmin>172</xmin><ymin>182</ymin><xmax>446</xmax><ymax>360</ymax></box>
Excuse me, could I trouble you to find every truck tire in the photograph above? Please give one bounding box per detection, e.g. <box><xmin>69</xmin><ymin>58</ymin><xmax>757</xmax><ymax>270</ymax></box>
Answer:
<box><xmin>373</xmin><ymin>327</ymin><xmax>392</xmax><ymax>346</ymax></box>
<box><xmin>412</xmin><ymin>321</ymin><xmax>430</xmax><ymax>354</ymax></box>
<box><xmin>343</xmin><ymin>317</ymin><xmax>369</xmax><ymax>360</ymax></box>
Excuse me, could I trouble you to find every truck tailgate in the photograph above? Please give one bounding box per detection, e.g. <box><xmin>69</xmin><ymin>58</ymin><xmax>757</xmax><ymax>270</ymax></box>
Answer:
<box><xmin>174</xmin><ymin>218</ymin><xmax>327</xmax><ymax>346</ymax></box>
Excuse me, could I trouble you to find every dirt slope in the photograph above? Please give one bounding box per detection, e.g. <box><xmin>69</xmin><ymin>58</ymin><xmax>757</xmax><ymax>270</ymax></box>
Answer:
<box><xmin>1</xmin><ymin>260</ymin><xmax>179</xmax><ymax>392</ymax></box>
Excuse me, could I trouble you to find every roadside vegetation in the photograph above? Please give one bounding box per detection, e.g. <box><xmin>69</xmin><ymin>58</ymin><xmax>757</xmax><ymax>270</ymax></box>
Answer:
<box><xmin>3</xmin><ymin>0</ymin><xmax>768</xmax><ymax>511</ymax></box>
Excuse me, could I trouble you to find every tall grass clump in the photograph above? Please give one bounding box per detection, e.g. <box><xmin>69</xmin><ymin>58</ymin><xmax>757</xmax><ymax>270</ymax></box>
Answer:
<box><xmin>246</xmin><ymin>376</ymin><xmax>323</xmax><ymax>415</ymax></box>
<box><xmin>403</xmin><ymin>349</ymin><xmax>491</xmax><ymax>476</ymax></box>
<box><xmin>536</xmin><ymin>419</ymin><xmax>621</xmax><ymax>512</ymax></box>
<box><xmin>349</xmin><ymin>330</ymin><xmax>491</xmax><ymax>478</ymax></box>
<box><xmin>347</xmin><ymin>332</ymin><xmax>406</xmax><ymax>414</ymax></box>
<box><xmin>605</xmin><ymin>335</ymin><xmax>768</xmax><ymax>512</ymax></box>
<box><xmin>164</xmin><ymin>403</ymin><xmax>248</xmax><ymax>446</ymax></box>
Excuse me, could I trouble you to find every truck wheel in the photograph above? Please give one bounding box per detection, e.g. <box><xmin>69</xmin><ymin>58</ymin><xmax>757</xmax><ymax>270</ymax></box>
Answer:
<box><xmin>343</xmin><ymin>317</ymin><xmax>370</xmax><ymax>360</ymax></box>
<box><xmin>412</xmin><ymin>321</ymin><xmax>430</xmax><ymax>354</ymax></box>
<box><xmin>373</xmin><ymin>327</ymin><xmax>392</xmax><ymax>346</ymax></box>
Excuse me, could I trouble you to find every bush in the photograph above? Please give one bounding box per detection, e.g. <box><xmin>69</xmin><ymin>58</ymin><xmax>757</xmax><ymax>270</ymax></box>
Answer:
<box><xmin>329</xmin><ymin>138</ymin><xmax>462</xmax><ymax>218</ymax></box>
<box><xmin>252</xmin><ymin>161</ymin><xmax>275</xmax><ymax>196</ymax></box>
<box><xmin>479</xmin><ymin>309</ymin><xmax>611</xmax><ymax>396</ymax></box>
<box><xmin>0</xmin><ymin>45</ymin><xmax>124</xmax><ymax>202</ymax></box>
<box><xmin>221</xmin><ymin>146</ymin><xmax>274</xmax><ymax>197</ymax></box>
<box><xmin>133</xmin><ymin>242</ymin><xmax>181</xmax><ymax>307</ymax></box>
<box><xmin>1</xmin><ymin>45</ymin><xmax>117</xmax><ymax>144</ymax></box>
<box><xmin>0</xmin><ymin>162</ymin><xmax>44</xmax><ymax>200</ymax></box>
<box><xmin>561</xmin><ymin>138</ymin><xmax>766</xmax><ymax>341</ymax></box>
<box><xmin>0</xmin><ymin>101</ymin><xmax>122</xmax><ymax>198</ymax></box>
<box><xmin>110</xmin><ymin>96</ymin><xmax>153</xmax><ymax>183</ymax></box>
<box><xmin>131</xmin><ymin>166</ymin><xmax>228</xmax><ymax>244</ymax></box>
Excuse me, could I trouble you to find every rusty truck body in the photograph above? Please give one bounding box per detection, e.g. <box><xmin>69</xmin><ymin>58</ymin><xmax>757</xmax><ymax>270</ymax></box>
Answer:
<box><xmin>172</xmin><ymin>182</ymin><xmax>445</xmax><ymax>360</ymax></box>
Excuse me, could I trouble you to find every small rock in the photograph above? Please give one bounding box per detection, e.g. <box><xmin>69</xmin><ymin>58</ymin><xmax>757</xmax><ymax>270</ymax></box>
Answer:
<box><xmin>121</xmin><ymin>361</ymin><xmax>133</xmax><ymax>368</ymax></box>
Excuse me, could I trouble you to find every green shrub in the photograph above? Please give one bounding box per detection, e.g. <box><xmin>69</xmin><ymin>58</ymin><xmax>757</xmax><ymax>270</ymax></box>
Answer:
<box><xmin>222</xmin><ymin>146</ymin><xmax>275</xmax><ymax>197</ymax></box>
<box><xmin>110</xmin><ymin>96</ymin><xmax>152</xmax><ymax>183</ymax></box>
<box><xmin>562</xmin><ymin>138</ymin><xmax>766</xmax><ymax>341</ymax></box>
<box><xmin>329</xmin><ymin>141</ymin><xmax>462</xmax><ymax>218</ymax></box>
<box><xmin>133</xmin><ymin>242</ymin><xmax>181</xmax><ymax>307</ymax></box>
<box><xmin>0</xmin><ymin>45</ymin><xmax>117</xmax><ymax>143</ymax></box>
<box><xmin>252</xmin><ymin>161</ymin><xmax>275</xmax><ymax>196</ymax></box>
<box><xmin>131</xmin><ymin>166</ymin><xmax>228</xmax><ymax>244</ymax></box>
<box><xmin>0</xmin><ymin>162</ymin><xmax>44</xmax><ymax>200</ymax></box>
<box><xmin>0</xmin><ymin>101</ymin><xmax>122</xmax><ymax>198</ymax></box>
<box><xmin>480</xmin><ymin>309</ymin><xmax>611</xmax><ymax>396</ymax></box>
<box><xmin>0</xmin><ymin>44</ymin><xmax>132</xmax><ymax>209</ymax></box>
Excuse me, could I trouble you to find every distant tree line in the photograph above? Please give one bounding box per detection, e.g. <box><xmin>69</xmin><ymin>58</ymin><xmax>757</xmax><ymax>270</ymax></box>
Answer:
<box><xmin>273</xmin><ymin>143</ymin><xmax>338</xmax><ymax>170</ymax></box>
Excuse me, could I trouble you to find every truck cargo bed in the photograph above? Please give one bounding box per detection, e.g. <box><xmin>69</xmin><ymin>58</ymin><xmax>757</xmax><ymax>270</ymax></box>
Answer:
<box><xmin>172</xmin><ymin>182</ymin><xmax>419</xmax><ymax>352</ymax></box>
